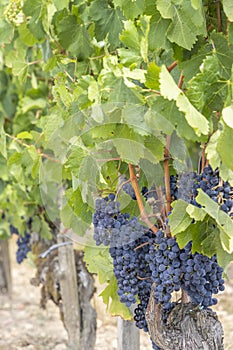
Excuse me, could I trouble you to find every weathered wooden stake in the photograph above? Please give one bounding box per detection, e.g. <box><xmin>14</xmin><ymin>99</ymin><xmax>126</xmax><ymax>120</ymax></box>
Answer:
<box><xmin>0</xmin><ymin>240</ymin><xmax>12</xmax><ymax>297</ymax></box>
<box><xmin>57</xmin><ymin>234</ymin><xmax>80</xmax><ymax>350</ymax></box>
<box><xmin>117</xmin><ymin>317</ymin><xmax>140</xmax><ymax>350</ymax></box>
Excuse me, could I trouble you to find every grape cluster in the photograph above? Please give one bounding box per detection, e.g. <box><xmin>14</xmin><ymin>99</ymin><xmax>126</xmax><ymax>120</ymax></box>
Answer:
<box><xmin>146</xmin><ymin>231</ymin><xmax>181</xmax><ymax>313</ymax></box>
<box><xmin>194</xmin><ymin>165</ymin><xmax>233</xmax><ymax>215</ymax></box>
<box><xmin>180</xmin><ymin>246</ymin><xmax>225</xmax><ymax>307</ymax></box>
<box><xmin>93</xmin><ymin>194</ymin><xmax>225</xmax><ymax>350</ymax></box>
<box><xmin>173</xmin><ymin>165</ymin><xmax>233</xmax><ymax>216</ymax></box>
<box><xmin>122</xmin><ymin>182</ymin><xmax>136</xmax><ymax>200</ymax></box>
<box><xmin>93</xmin><ymin>194</ymin><xmax>147</xmax><ymax>247</ymax></box>
<box><xmin>16</xmin><ymin>232</ymin><xmax>31</xmax><ymax>264</ymax></box>
<box><xmin>9</xmin><ymin>224</ymin><xmax>32</xmax><ymax>264</ymax></box>
<box><xmin>4</xmin><ymin>0</ymin><xmax>23</xmax><ymax>25</ymax></box>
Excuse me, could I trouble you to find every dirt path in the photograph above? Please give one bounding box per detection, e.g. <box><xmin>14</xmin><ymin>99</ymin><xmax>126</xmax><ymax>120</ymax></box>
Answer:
<box><xmin>0</xmin><ymin>240</ymin><xmax>232</xmax><ymax>350</ymax></box>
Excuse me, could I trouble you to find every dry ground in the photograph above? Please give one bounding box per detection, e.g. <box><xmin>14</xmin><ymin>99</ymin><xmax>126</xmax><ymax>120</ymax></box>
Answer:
<box><xmin>0</xmin><ymin>240</ymin><xmax>232</xmax><ymax>350</ymax></box>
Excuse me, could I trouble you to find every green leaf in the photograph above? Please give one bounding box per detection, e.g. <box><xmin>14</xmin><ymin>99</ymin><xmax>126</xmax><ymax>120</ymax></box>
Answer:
<box><xmin>169</xmin><ymin>200</ymin><xmax>192</xmax><ymax>235</ymax></box>
<box><xmin>160</xmin><ymin>66</ymin><xmax>209</xmax><ymax>136</ymax></box>
<box><xmin>145</xmin><ymin>62</ymin><xmax>160</xmax><ymax>90</ymax></box>
<box><xmin>100</xmin><ymin>276</ymin><xmax>132</xmax><ymax>320</ymax></box>
<box><xmin>186</xmin><ymin>204</ymin><xmax>206</xmax><ymax>221</ymax></box>
<box><xmin>217</xmin><ymin>122</ymin><xmax>233</xmax><ymax>171</ymax></box>
<box><xmin>222</xmin><ymin>105</ymin><xmax>233</xmax><ymax>128</ymax></box>
<box><xmin>159</xmin><ymin>65</ymin><xmax>180</xmax><ymax>101</ymax></box>
<box><xmin>156</xmin><ymin>0</ymin><xmax>206</xmax><ymax>50</ymax></box>
<box><xmin>196</xmin><ymin>189</ymin><xmax>233</xmax><ymax>253</ymax></box>
<box><xmin>148</xmin><ymin>11</ymin><xmax>170</xmax><ymax>51</ymax></box>
<box><xmin>113</xmin><ymin>138</ymin><xmax>145</xmax><ymax>164</ymax></box>
<box><xmin>0</xmin><ymin>127</ymin><xmax>7</xmax><ymax>159</ymax></box>
<box><xmin>176</xmin><ymin>93</ymin><xmax>209</xmax><ymax>137</ymax></box>
<box><xmin>18</xmin><ymin>23</ymin><xmax>38</xmax><ymax>46</ymax></box>
<box><xmin>169</xmin><ymin>132</ymin><xmax>189</xmax><ymax>172</ymax></box>
<box><xmin>120</xmin><ymin>20</ymin><xmax>141</xmax><ymax>52</ymax></box>
<box><xmin>222</xmin><ymin>0</ymin><xmax>233</xmax><ymax>21</ymax></box>
<box><xmin>67</xmin><ymin>188</ymin><xmax>92</xmax><ymax>223</ymax></box>
<box><xmin>5</xmin><ymin>49</ymin><xmax>28</xmax><ymax>82</ymax></box>
<box><xmin>56</xmin><ymin>14</ymin><xmax>93</xmax><ymax>60</ymax></box>
<box><xmin>211</xmin><ymin>33</ymin><xmax>233</xmax><ymax>79</ymax></box>
<box><xmin>101</xmin><ymin>74</ymin><xmax>144</xmax><ymax>104</ymax></box>
<box><xmin>40</xmin><ymin>218</ymin><xmax>53</xmax><ymax>240</ymax></box>
<box><xmin>167</xmin><ymin>8</ymin><xmax>199</xmax><ymax>50</ymax></box>
<box><xmin>114</xmin><ymin>0</ymin><xmax>144</xmax><ymax>20</ymax></box>
<box><xmin>180</xmin><ymin>40</ymin><xmax>212</xmax><ymax>82</ymax></box>
<box><xmin>84</xmin><ymin>245</ymin><xmax>114</xmax><ymax>284</ymax></box>
<box><xmin>23</xmin><ymin>0</ymin><xmax>46</xmax><ymax>40</ymax></box>
<box><xmin>148</xmin><ymin>97</ymin><xmax>198</xmax><ymax>140</ymax></box>
<box><xmin>0</xmin><ymin>19</ymin><xmax>14</xmax><ymax>44</ymax></box>
<box><xmin>90</xmin><ymin>0</ymin><xmax>124</xmax><ymax>49</ymax></box>
<box><xmin>205</xmin><ymin>130</ymin><xmax>221</xmax><ymax>170</ymax></box>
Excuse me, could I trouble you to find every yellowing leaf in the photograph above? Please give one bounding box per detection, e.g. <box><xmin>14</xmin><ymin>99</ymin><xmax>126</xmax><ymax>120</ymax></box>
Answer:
<box><xmin>16</xmin><ymin>131</ymin><xmax>33</xmax><ymax>140</ymax></box>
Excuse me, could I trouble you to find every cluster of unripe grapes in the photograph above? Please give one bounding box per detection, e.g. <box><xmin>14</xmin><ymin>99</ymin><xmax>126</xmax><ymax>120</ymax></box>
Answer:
<box><xmin>4</xmin><ymin>0</ymin><xmax>24</xmax><ymax>26</ymax></box>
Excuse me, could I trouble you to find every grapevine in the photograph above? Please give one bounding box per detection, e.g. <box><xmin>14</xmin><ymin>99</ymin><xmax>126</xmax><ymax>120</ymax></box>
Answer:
<box><xmin>0</xmin><ymin>1</ymin><xmax>233</xmax><ymax>349</ymax></box>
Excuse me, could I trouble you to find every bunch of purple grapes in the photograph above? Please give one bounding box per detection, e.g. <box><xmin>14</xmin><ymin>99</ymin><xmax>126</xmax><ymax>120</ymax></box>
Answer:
<box><xmin>92</xmin><ymin>193</ymin><xmax>225</xmax><ymax>350</ymax></box>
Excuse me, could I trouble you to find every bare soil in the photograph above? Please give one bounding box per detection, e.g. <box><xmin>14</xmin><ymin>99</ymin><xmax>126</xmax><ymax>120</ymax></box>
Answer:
<box><xmin>0</xmin><ymin>240</ymin><xmax>233</xmax><ymax>350</ymax></box>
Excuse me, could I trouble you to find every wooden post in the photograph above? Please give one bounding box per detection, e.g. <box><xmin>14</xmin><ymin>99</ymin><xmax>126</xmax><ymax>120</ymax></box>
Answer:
<box><xmin>117</xmin><ymin>317</ymin><xmax>140</xmax><ymax>350</ymax></box>
<box><xmin>0</xmin><ymin>240</ymin><xmax>12</xmax><ymax>297</ymax></box>
<box><xmin>57</xmin><ymin>234</ymin><xmax>80</xmax><ymax>350</ymax></box>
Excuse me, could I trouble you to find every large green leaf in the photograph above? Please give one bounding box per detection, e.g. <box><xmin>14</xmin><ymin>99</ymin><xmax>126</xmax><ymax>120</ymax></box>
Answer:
<box><xmin>89</xmin><ymin>0</ymin><xmax>124</xmax><ymax>49</ymax></box>
<box><xmin>56</xmin><ymin>14</ymin><xmax>93</xmax><ymax>59</ymax></box>
<box><xmin>156</xmin><ymin>0</ymin><xmax>206</xmax><ymax>50</ymax></box>
<box><xmin>160</xmin><ymin>66</ymin><xmax>209</xmax><ymax>136</ymax></box>
<box><xmin>196</xmin><ymin>189</ymin><xmax>233</xmax><ymax>253</ymax></box>
<box><xmin>186</xmin><ymin>55</ymin><xmax>223</xmax><ymax>112</ymax></box>
<box><xmin>120</xmin><ymin>20</ymin><xmax>141</xmax><ymax>52</ymax></box>
<box><xmin>84</xmin><ymin>245</ymin><xmax>114</xmax><ymax>284</ymax></box>
<box><xmin>114</xmin><ymin>0</ymin><xmax>144</xmax><ymax>19</ymax></box>
<box><xmin>148</xmin><ymin>11</ymin><xmax>170</xmax><ymax>51</ymax></box>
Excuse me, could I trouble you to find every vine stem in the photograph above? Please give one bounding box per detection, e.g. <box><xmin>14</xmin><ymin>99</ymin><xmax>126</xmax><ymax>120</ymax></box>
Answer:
<box><xmin>178</xmin><ymin>73</ymin><xmax>184</xmax><ymax>89</ymax></box>
<box><xmin>164</xmin><ymin>136</ymin><xmax>171</xmax><ymax>217</ymax></box>
<box><xmin>128</xmin><ymin>164</ymin><xmax>158</xmax><ymax>234</ymax></box>
<box><xmin>167</xmin><ymin>60</ymin><xmax>178</xmax><ymax>72</ymax></box>
<box><xmin>216</xmin><ymin>0</ymin><xmax>222</xmax><ymax>32</ymax></box>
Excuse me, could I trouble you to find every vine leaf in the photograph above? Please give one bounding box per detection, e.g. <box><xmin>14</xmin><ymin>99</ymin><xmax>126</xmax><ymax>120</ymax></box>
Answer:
<box><xmin>169</xmin><ymin>200</ymin><xmax>192</xmax><ymax>235</ymax></box>
<box><xmin>89</xmin><ymin>0</ymin><xmax>124</xmax><ymax>49</ymax></box>
<box><xmin>56</xmin><ymin>14</ymin><xmax>93</xmax><ymax>59</ymax></box>
<box><xmin>100</xmin><ymin>276</ymin><xmax>133</xmax><ymax>320</ymax></box>
<box><xmin>222</xmin><ymin>0</ymin><xmax>233</xmax><ymax>21</ymax></box>
<box><xmin>222</xmin><ymin>105</ymin><xmax>233</xmax><ymax>128</ymax></box>
<box><xmin>84</xmin><ymin>245</ymin><xmax>114</xmax><ymax>284</ymax></box>
<box><xmin>114</xmin><ymin>0</ymin><xmax>144</xmax><ymax>20</ymax></box>
<box><xmin>196</xmin><ymin>189</ymin><xmax>233</xmax><ymax>253</ymax></box>
<box><xmin>217</xmin><ymin>123</ymin><xmax>233</xmax><ymax>172</ymax></box>
<box><xmin>156</xmin><ymin>0</ymin><xmax>206</xmax><ymax>50</ymax></box>
<box><xmin>160</xmin><ymin>66</ymin><xmax>209</xmax><ymax>136</ymax></box>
